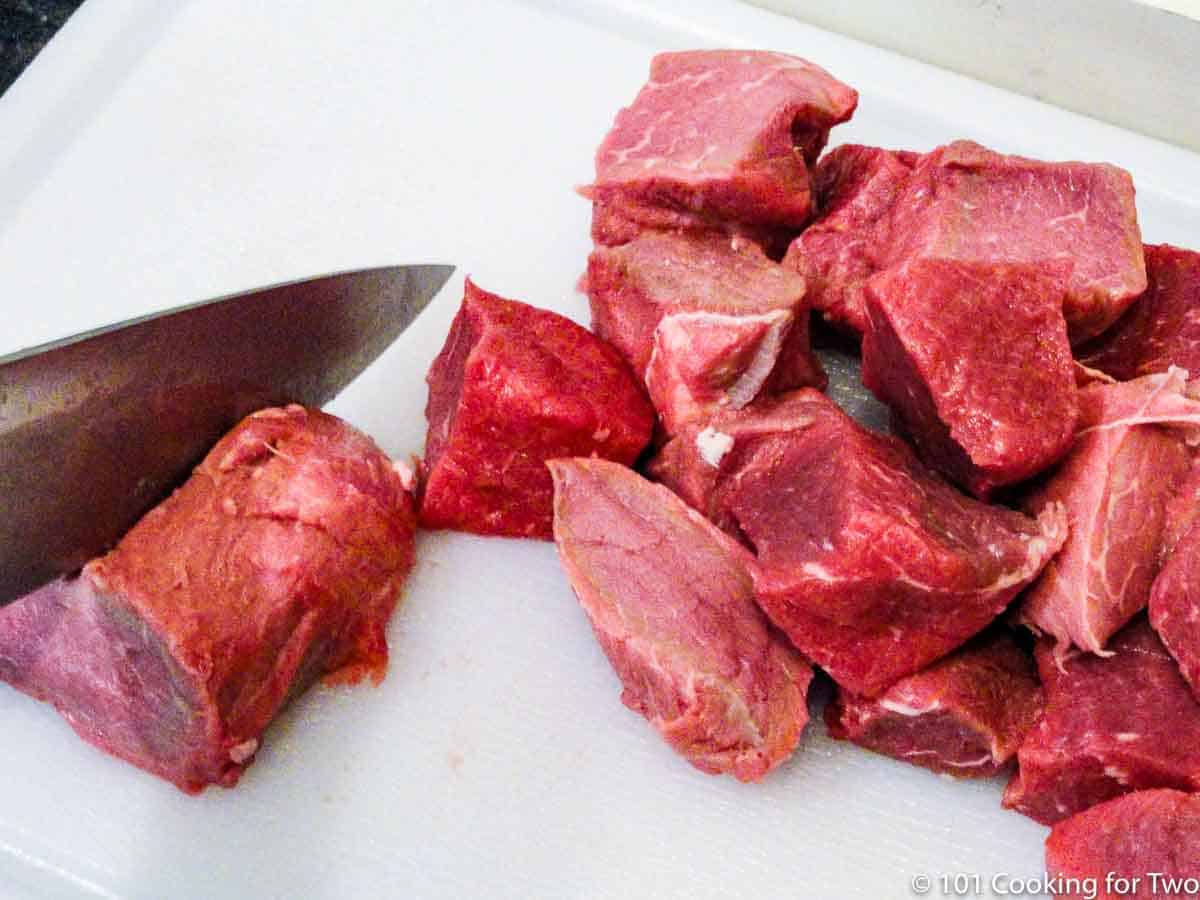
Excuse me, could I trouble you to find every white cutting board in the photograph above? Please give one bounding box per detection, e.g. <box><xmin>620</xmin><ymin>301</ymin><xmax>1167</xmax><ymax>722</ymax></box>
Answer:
<box><xmin>1</xmin><ymin>2</ymin><xmax>1198</xmax><ymax>898</ymax></box>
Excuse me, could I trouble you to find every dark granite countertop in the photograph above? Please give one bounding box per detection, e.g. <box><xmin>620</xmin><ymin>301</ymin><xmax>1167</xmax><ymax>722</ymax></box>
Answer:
<box><xmin>0</xmin><ymin>0</ymin><xmax>84</xmax><ymax>95</ymax></box>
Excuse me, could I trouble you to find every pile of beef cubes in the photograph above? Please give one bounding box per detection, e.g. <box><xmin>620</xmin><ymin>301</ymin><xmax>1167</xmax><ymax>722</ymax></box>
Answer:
<box><xmin>418</xmin><ymin>49</ymin><xmax>1200</xmax><ymax>889</ymax></box>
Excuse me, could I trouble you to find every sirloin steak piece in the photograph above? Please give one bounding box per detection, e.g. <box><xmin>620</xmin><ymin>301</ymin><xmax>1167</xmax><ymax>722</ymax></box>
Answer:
<box><xmin>548</xmin><ymin>458</ymin><xmax>812</xmax><ymax>782</ymax></box>
<box><xmin>668</xmin><ymin>389</ymin><xmax>1066</xmax><ymax>696</ymax></box>
<box><xmin>1045</xmin><ymin>790</ymin><xmax>1200</xmax><ymax>899</ymax></box>
<box><xmin>1004</xmin><ymin>618</ymin><xmax>1200</xmax><ymax>825</ymax></box>
<box><xmin>421</xmin><ymin>279</ymin><xmax>654</xmax><ymax>539</ymax></box>
<box><xmin>585</xmin><ymin>232</ymin><xmax>825</xmax><ymax>435</ymax></box>
<box><xmin>1077</xmin><ymin>244</ymin><xmax>1200</xmax><ymax>381</ymax></box>
<box><xmin>885</xmin><ymin>140</ymin><xmax>1145</xmax><ymax>343</ymax></box>
<box><xmin>585</xmin><ymin>50</ymin><xmax>857</xmax><ymax>241</ymax></box>
<box><xmin>1018</xmin><ymin>368</ymin><xmax>1200</xmax><ymax>657</ymax></box>
<box><xmin>783</xmin><ymin>144</ymin><xmax>914</xmax><ymax>333</ymax></box>
<box><xmin>0</xmin><ymin>406</ymin><xmax>417</xmax><ymax>793</ymax></box>
<box><xmin>825</xmin><ymin>629</ymin><xmax>1042</xmax><ymax>777</ymax></box>
<box><xmin>861</xmin><ymin>258</ymin><xmax>1078</xmax><ymax>498</ymax></box>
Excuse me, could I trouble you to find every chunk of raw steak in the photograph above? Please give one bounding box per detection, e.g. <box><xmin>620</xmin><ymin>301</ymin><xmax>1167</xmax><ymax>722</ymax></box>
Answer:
<box><xmin>1046</xmin><ymin>790</ymin><xmax>1200</xmax><ymax>899</ymax></box>
<box><xmin>861</xmin><ymin>258</ymin><xmax>1078</xmax><ymax>498</ymax></box>
<box><xmin>1151</xmin><ymin>522</ymin><xmax>1200</xmax><ymax>704</ymax></box>
<box><xmin>825</xmin><ymin>630</ymin><xmax>1042</xmax><ymax>777</ymax></box>
<box><xmin>1149</xmin><ymin>456</ymin><xmax>1200</xmax><ymax>702</ymax></box>
<box><xmin>885</xmin><ymin>140</ymin><xmax>1145</xmax><ymax>342</ymax></box>
<box><xmin>1004</xmin><ymin>618</ymin><xmax>1200</xmax><ymax>825</ymax></box>
<box><xmin>1077</xmin><ymin>244</ymin><xmax>1200</xmax><ymax>381</ymax></box>
<box><xmin>548</xmin><ymin>457</ymin><xmax>812</xmax><ymax>782</ymax></box>
<box><xmin>1162</xmin><ymin>458</ymin><xmax>1200</xmax><ymax>559</ymax></box>
<box><xmin>1018</xmin><ymin>368</ymin><xmax>1200</xmax><ymax>656</ymax></box>
<box><xmin>783</xmin><ymin>144</ymin><xmax>915</xmax><ymax>333</ymax></box>
<box><xmin>421</xmin><ymin>279</ymin><xmax>654</xmax><ymax>539</ymax></box>
<box><xmin>0</xmin><ymin>406</ymin><xmax>417</xmax><ymax>793</ymax></box>
<box><xmin>585</xmin><ymin>232</ymin><xmax>825</xmax><ymax>434</ymax></box>
<box><xmin>661</xmin><ymin>388</ymin><xmax>1066</xmax><ymax>696</ymax></box>
<box><xmin>585</xmin><ymin>50</ymin><xmax>857</xmax><ymax>239</ymax></box>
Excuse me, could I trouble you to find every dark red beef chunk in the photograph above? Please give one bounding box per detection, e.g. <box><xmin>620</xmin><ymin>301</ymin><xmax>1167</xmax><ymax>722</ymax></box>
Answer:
<box><xmin>549</xmin><ymin>458</ymin><xmax>812</xmax><ymax>782</ymax></box>
<box><xmin>1077</xmin><ymin>244</ymin><xmax>1200</xmax><ymax>381</ymax></box>
<box><xmin>885</xmin><ymin>140</ymin><xmax>1145</xmax><ymax>343</ymax></box>
<box><xmin>1004</xmin><ymin>618</ymin><xmax>1200</xmax><ymax>825</ymax></box>
<box><xmin>669</xmin><ymin>389</ymin><xmax>1065</xmax><ymax>697</ymax></box>
<box><xmin>420</xmin><ymin>279</ymin><xmax>654</xmax><ymax>539</ymax></box>
<box><xmin>0</xmin><ymin>406</ymin><xmax>417</xmax><ymax>793</ymax></box>
<box><xmin>586</xmin><ymin>50</ymin><xmax>857</xmax><ymax>241</ymax></box>
<box><xmin>783</xmin><ymin>144</ymin><xmax>914</xmax><ymax>333</ymax></box>
<box><xmin>1045</xmin><ymin>790</ymin><xmax>1200</xmax><ymax>899</ymax></box>
<box><xmin>585</xmin><ymin>232</ymin><xmax>824</xmax><ymax>435</ymax></box>
<box><xmin>825</xmin><ymin>630</ymin><xmax>1042</xmax><ymax>778</ymax></box>
<box><xmin>861</xmin><ymin>258</ymin><xmax>1078</xmax><ymax>498</ymax></box>
<box><xmin>1018</xmin><ymin>369</ymin><xmax>1200</xmax><ymax>656</ymax></box>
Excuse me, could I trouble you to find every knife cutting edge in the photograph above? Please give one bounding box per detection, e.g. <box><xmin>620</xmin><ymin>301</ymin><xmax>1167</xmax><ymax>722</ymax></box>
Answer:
<box><xmin>0</xmin><ymin>264</ymin><xmax>454</xmax><ymax>606</ymax></box>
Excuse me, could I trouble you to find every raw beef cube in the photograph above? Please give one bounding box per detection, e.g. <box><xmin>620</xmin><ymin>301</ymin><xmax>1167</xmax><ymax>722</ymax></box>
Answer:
<box><xmin>1077</xmin><ymin>244</ymin><xmax>1200</xmax><ymax>381</ymax></box>
<box><xmin>648</xmin><ymin>389</ymin><xmax>832</xmax><ymax>536</ymax></box>
<box><xmin>548</xmin><ymin>457</ymin><xmax>812</xmax><ymax>782</ymax></box>
<box><xmin>585</xmin><ymin>232</ymin><xmax>825</xmax><ymax>434</ymax></box>
<box><xmin>783</xmin><ymin>144</ymin><xmax>915</xmax><ymax>333</ymax></box>
<box><xmin>1004</xmin><ymin>618</ymin><xmax>1200</xmax><ymax>825</ymax></box>
<box><xmin>1149</xmin><ymin>459</ymin><xmax>1200</xmax><ymax>701</ymax></box>
<box><xmin>586</xmin><ymin>50</ymin><xmax>858</xmax><ymax>237</ymax></box>
<box><xmin>825</xmin><ymin>630</ymin><xmax>1042</xmax><ymax>777</ymax></box>
<box><xmin>861</xmin><ymin>258</ymin><xmax>1078</xmax><ymax>498</ymax></box>
<box><xmin>1018</xmin><ymin>368</ymin><xmax>1200</xmax><ymax>656</ymax></box>
<box><xmin>885</xmin><ymin>140</ymin><xmax>1146</xmax><ymax>342</ymax></box>
<box><xmin>706</xmin><ymin>389</ymin><xmax>1067</xmax><ymax>696</ymax></box>
<box><xmin>0</xmin><ymin>406</ymin><xmax>417</xmax><ymax>793</ymax></box>
<box><xmin>421</xmin><ymin>279</ymin><xmax>655</xmax><ymax>539</ymax></box>
<box><xmin>1150</xmin><ymin>521</ymin><xmax>1200</xmax><ymax>702</ymax></box>
<box><xmin>1045</xmin><ymin>790</ymin><xmax>1200</xmax><ymax>898</ymax></box>
<box><xmin>1162</xmin><ymin>458</ymin><xmax>1200</xmax><ymax>559</ymax></box>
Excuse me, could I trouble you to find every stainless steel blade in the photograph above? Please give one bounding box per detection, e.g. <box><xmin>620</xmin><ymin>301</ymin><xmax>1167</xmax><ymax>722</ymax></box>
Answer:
<box><xmin>0</xmin><ymin>264</ymin><xmax>454</xmax><ymax>605</ymax></box>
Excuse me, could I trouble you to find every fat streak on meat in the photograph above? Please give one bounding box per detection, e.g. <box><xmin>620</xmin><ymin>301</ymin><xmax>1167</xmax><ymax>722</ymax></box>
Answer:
<box><xmin>0</xmin><ymin>406</ymin><xmax>416</xmax><ymax>793</ymax></box>
<box><xmin>1004</xmin><ymin>617</ymin><xmax>1200</xmax><ymax>825</ymax></box>
<box><xmin>549</xmin><ymin>458</ymin><xmax>812</xmax><ymax>782</ymax></box>
<box><xmin>421</xmin><ymin>279</ymin><xmax>654</xmax><ymax>539</ymax></box>
<box><xmin>825</xmin><ymin>630</ymin><xmax>1042</xmax><ymax>777</ymax></box>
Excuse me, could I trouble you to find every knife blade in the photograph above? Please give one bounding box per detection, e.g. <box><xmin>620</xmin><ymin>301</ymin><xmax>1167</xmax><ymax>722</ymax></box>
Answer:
<box><xmin>0</xmin><ymin>263</ymin><xmax>453</xmax><ymax>606</ymax></box>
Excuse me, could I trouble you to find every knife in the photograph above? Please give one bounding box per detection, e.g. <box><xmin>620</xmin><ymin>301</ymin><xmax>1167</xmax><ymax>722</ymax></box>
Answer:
<box><xmin>0</xmin><ymin>264</ymin><xmax>454</xmax><ymax>606</ymax></box>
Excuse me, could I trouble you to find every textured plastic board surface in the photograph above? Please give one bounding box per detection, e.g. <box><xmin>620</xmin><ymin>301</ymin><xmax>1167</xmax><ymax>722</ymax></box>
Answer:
<box><xmin>0</xmin><ymin>1</ymin><xmax>1198</xmax><ymax>898</ymax></box>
